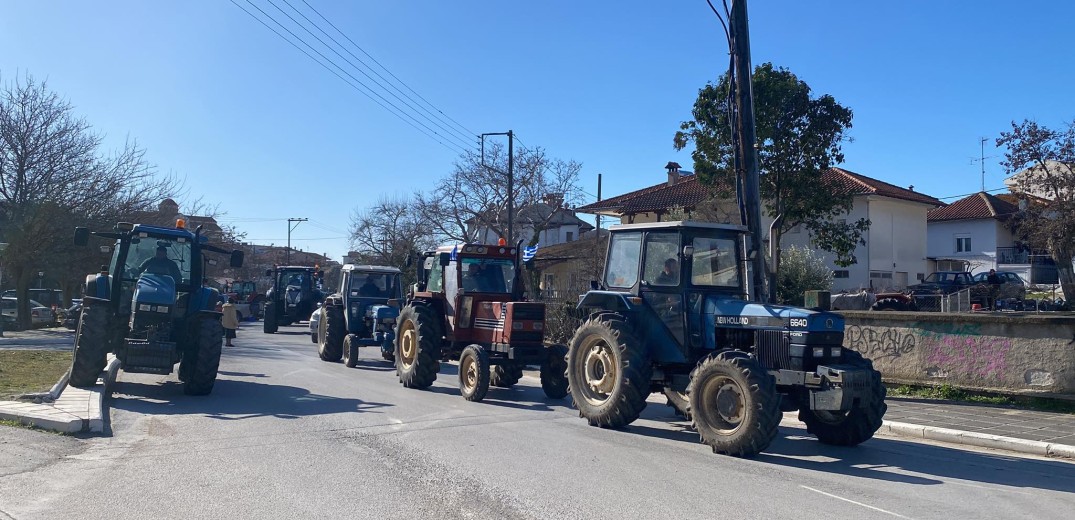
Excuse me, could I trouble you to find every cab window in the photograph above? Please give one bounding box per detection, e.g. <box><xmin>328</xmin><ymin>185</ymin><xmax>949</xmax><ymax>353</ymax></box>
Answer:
<box><xmin>643</xmin><ymin>233</ymin><xmax>680</xmax><ymax>286</ymax></box>
<box><xmin>605</xmin><ymin>232</ymin><xmax>642</xmax><ymax>288</ymax></box>
<box><xmin>691</xmin><ymin>236</ymin><xmax>740</xmax><ymax>287</ymax></box>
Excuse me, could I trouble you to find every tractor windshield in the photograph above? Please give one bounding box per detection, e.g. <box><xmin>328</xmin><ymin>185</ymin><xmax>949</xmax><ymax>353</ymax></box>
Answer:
<box><xmin>119</xmin><ymin>236</ymin><xmax>191</xmax><ymax>285</ymax></box>
<box><xmin>349</xmin><ymin>272</ymin><xmax>402</xmax><ymax>299</ymax></box>
<box><xmin>690</xmin><ymin>236</ymin><xmax>740</xmax><ymax>288</ymax></box>
<box><xmin>460</xmin><ymin>257</ymin><xmax>516</xmax><ymax>294</ymax></box>
<box><xmin>279</xmin><ymin>271</ymin><xmax>309</xmax><ymax>289</ymax></box>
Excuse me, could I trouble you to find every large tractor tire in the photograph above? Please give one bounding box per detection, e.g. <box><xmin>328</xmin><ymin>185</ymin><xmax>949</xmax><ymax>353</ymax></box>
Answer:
<box><xmin>318</xmin><ymin>305</ymin><xmax>345</xmax><ymax>362</ymax></box>
<box><xmin>540</xmin><ymin>344</ymin><xmax>569</xmax><ymax>399</ymax></box>
<box><xmin>799</xmin><ymin>350</ymin><xmax>887</xmax><ymax>446</ymax></box>
<box><xmin>343</xmin><ymin>335</ymin><xmax>360</xmax><ymax>368</ymax></box>
<box><xmin>566</xmin><ymin>315</ymin><xmax>652</xmax><ymax>428</ymax></box>
<box><xmin>395</xmin><ymin>304</ymin><xmax>441</xmax><ymax>389</ymax></box>
<box><xmin>183</xmin><ymin>316</ymin><xmax>223</xmax><ymax>396</ymax></box>
<box><xmin>263</xmin><ymin>301</ymin><xmax>278</xmax><ymax>333</ymax></box>
<box><xmin>688</xmin><ymin>352</ymin><xmax>781</xmax><ymax>457</ymax></box>
<box><xmin>458</xmin><ymin>344</ymin><xmax>490</xmax><ymax>402</ymax></box>
<box><xmin>663</xmin><ymin>388</ymin><xmax>691</xmax><ymax>420</ymax></box>
<box><xmin>490</xmin><ymin>363</ymin><xmax>523</xmax><ymax>388</ymax></box>
<box><xmin>69</xmin><ymin>302</ymin><xmax>110</xmax><ymax>388</ymax></box>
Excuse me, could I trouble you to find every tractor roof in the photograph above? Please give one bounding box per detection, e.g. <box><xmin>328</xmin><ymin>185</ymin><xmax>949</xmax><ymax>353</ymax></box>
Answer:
<box><xmin>432</xmin><ymin>244</ymin><xmax>518</xmax><ymax>255</ymax></box>
<box><xmin>342</xmin><ymin>264</ymin><xmax>401</xmax><ymax>274</ymax></box>
<box><xmin>130</xmin><ymin>224</ymin><xmax>205</xmax><ymax>242</ymax></box>
<box><xmin>275</xmin><ymin>265</ymin><xmax>317</xmax><ymax>271</ymax></box>
<box><xmin>609</xmin><ymin>220</ymin><xmax>748</xmax><ymax>233</ymax></box>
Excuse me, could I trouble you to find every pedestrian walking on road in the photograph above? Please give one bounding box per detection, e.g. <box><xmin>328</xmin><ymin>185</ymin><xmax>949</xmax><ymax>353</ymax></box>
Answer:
<box><xmin>222</xmin><ymin>298</ymin><xmax>239</xmax><ymax>346</ymax></box>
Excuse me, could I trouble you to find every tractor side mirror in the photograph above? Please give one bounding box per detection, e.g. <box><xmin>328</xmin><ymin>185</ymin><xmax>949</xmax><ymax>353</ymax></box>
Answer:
<box><xmin>405</xmin><ymin>253</ymin><xmax>414</xmax><ymax>267</ymax></box>
<box><xmin>231</xmin><ymin>250</ymin><xmax>245</xmax><ymax>268</ymax></box>
<box><xmin>682</xmin><ymin>245</ymin><xmax>695</xmax><ymax>257</ymax></box>
<box><xmin>439</xmin><ymin>252</ymin><xmax>451</xmax><ymax>267</ymax></box>
<box><xmin>589</xmin><ymin>280</ymin><xmax>600</xmax><ymax>290</ymax></box>
<box><xmin>265</xmin><ymin>269</ymin><xmax>273</xmax><ymax>277</ymax></box>
<box><xmin>74</xmin><ymin>227</ymin><xmax>90</xmax><ymax>246</ymax></box>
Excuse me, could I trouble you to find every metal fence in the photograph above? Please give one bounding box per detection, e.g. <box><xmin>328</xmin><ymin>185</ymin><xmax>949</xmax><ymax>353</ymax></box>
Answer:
<box><xmin>912</xmin><ymin>288</ymin><xmax>973</xmax><ymax>313</ymax></box>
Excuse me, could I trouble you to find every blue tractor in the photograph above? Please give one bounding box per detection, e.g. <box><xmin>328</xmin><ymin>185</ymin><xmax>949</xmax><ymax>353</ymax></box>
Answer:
<box><xmin>316</xmin><ymin>264</ymin><xmax>403</xmax><ymax>367</ymax></box>
<box><xmin>68</xmin><ymin>220</ymin><xmax>244</xmax><ymax>395</ymax></box>
<box><xmin>567</xmin><ymin>221</ymin><xmax>886</xmax><ymax>457</ymax></box>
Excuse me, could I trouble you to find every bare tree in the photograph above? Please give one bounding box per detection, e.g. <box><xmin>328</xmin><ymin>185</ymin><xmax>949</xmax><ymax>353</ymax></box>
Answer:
<box><xmin>417</xmin><ymin>143</ymin><xmax>584</xmax><ymax>246</ymax></box>
<box><xmin>0</xmin><ymin>74</ymin><xmax>174</xmax><ymax>326</ymax></box>
<box><xmin>349</xmin><ymin>194</ymin><xmax>437</xmax><ymax>286</ymax></box>
<box><xmin>997</xmin><ymin>119</ymin><xmax>1075</xmax><ymax>299</ymax></box>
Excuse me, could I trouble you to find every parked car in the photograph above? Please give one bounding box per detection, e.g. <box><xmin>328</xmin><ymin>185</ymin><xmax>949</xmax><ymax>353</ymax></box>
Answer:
<box><xmin>309</xmin><ymin>305</ymin><xmax>322</xmax><ymax>344</ymax></box>
<box><xmin>0</xmin><ymin>297</ymin><xmax>56</xmax><ymax>328</ymax></box>
<box><xmin>2</xmin><ymin>288</ymin><xmax>63</xmax><ymax>309</ymax></box>
<box><xmin>872</xmin><ymin>271</ymin><xmax>976</xmax><ymax>311</ymax></box>
<box><xmin>971</xmin><ymin>271</ymin><xmax>1027</xmax><ymax>301</ymax></box>
<box><xmin>62</xmin><ymin>300</ymin><xmax>83</xmax><ymax>329</ymax></box>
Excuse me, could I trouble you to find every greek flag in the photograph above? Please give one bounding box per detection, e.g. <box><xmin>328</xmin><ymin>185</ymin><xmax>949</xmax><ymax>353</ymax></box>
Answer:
<box><xmin>522</xmin><ymin>245</ymin><xmax>538</xmax><ymax>262</ymax></box>
<box><xmin>450</xmin><ymin>244</ymin><xmax>458</xmax><ymax>261</ymax></box>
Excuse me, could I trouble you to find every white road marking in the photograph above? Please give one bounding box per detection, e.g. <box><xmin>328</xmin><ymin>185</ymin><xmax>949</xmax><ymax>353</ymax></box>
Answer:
<box><xmin>801</xmin><ymin>485</ymin><xmax>917</xmax><ymax>519</ymax></box>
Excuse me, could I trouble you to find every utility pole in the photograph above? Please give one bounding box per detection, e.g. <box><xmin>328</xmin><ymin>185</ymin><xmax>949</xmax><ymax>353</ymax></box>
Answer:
<box><xmin>480</xmin><ymin>130</ymin><xmax>515</xmax><ymax>243</ymax></box>
<box><xmin>730</xmin><ymin>0</ymin><xmax>768</xmax><ymax>303</ymax></box>
<box><xmin>286</xmin><ymin>218</ymin><xmax>307</xmax><ymax>265</ymax></box>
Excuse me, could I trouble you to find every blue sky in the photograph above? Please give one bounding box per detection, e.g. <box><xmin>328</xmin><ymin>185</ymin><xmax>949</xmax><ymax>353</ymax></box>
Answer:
<box><xmin>2</xmin><ymin>1</ymin><xmax>1072</xmax><ymax>260</ymax></box>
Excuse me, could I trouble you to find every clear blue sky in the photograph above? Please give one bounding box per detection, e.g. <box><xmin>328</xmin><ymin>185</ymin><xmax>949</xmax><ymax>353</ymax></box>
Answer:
<box><xmin>3</xmin><ymin>1</ymin><xmax>1072</xmax><ymax>260</ymax></box>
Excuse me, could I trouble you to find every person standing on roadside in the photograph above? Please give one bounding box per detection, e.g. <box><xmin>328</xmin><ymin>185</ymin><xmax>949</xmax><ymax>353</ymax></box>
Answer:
<box><xmin>222</xmin><ymin>298</ymin><xmax>239</xmax><ymax>346</ymax></box>
<box><xmin>986</xmin><ymin>269</ymin><xmax>1002</xmax><ymax>311</ymax></box>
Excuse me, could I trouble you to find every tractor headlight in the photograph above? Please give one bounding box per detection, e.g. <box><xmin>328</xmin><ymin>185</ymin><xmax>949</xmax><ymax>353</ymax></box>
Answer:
<box><xmin>138</xmin><ymin>304</ymin><xmax>152</xmax><ymax>312</ymax></box>
<box><xmin>812</xmin><ymin>347</ymin><xmax>825</xmax><ymax>358</ymax></box>
<box><xmin>533</xmin><ymin>322</ymin><xmax>543</xmax><ymax>331</ymax></box>
<box><xmin>512</xmin><ymin>322</ymin><xmax>523</xmax><ymax>330</ymax></box>
<box><xmin>155</xmin><ymin>305</ymin><xmax>171</xmax><ymax>314</ymax></box>
<box><xmin>830</xmin><ymin>347</ymin><xmax>843</xmax><ymax>358</ymax></box>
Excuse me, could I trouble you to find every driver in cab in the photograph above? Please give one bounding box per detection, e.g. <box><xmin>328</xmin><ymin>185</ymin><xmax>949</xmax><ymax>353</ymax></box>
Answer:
<box><xmin>138</xmin><ymin>245</ymin><xmax>182</xmax><ymax>284</ymax></box>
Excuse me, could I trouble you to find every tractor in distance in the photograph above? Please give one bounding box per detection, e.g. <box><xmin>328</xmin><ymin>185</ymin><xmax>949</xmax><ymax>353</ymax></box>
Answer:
<box><xmin>69</xmin><ymin>219</ymin><xmax>244</xmax><ymax>395</ymax></box>
<box><xmin>566</xmin><ymin>221</ymin><xmax>886</xmax><ymax>458</ymax></box>
<box><xmin>225</xmin><ymin>279</ymin><xmax>262</xmax><ymax>320</ymax></box>
<box><xmin>395</xmin><ymin>242</ymin><xmax>569</xmax><ymax>402</ymax></box>
<box><xmin>262</xmin><ymin>265</ymin><xmax>324</xmax><ymax>333</ymax></box>
<box><xmin>316</xmin><ymin>264</ymin><xmax>403</xmax><ymax>367</ymax></box>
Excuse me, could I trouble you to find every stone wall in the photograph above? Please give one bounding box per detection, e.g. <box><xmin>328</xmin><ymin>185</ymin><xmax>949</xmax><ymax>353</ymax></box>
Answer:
<box><xmin>840</xmin><ymin>311</ymin><xmax>1075</xmax><ymax>397</ymax></box>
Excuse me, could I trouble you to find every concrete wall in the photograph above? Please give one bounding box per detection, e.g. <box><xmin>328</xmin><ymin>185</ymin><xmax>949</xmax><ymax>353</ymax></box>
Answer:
<box><xmin>841</xmin><ymin>311</ymin><xmax>1075</xmax><ymax>397</ymax></box>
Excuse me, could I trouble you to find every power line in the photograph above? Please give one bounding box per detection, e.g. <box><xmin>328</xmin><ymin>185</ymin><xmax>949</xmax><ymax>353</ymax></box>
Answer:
<box><xmin>300</xmin><ymin>0</ymin><xmax>477</xmax><ymax>139</ymax></box>
<box><xmin>277</xmin><ymin>0</ymin><xmax>476</xmax><ymax>149</ymax></box>
<box><xmin>230</xmin><ymin>0</ymin><xmax>471</xmax><ymax>156</ymax></box>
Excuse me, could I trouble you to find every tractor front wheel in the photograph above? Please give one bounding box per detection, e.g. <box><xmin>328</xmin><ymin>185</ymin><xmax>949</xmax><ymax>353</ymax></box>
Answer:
<box><xmin>799</xmin><ymin>350</ymin><xmax>887</xmax><ymax>446</ymax></box>
<box><xmin>263</xmin><ymin>301</ymin><xmax>278</xmax><ymax>333</ymax></box>
<box><xmin>183</xmin><ymin>316</ymin><xmax>223</xmax><ymax>396</ymax></box>
<box><xmin>343</xmin><ymin>334</ymin><xmax>360</xmax><ymax>368</ymax></box>
<box><xmin>318</xmin><ymin>305</ymin><xmax>344</xmax><ymax>362</ymax></box>
<box><xmin>689</xmin><ymin>353</ymin><xmax>781</xmax><ymax>457</ymax></box>
<box><xmin>458</xmin><ymin>344</ymin><xmax>490</xmax><ymax>402</ymax></box>
<box><xmin>395</xmin><ymin>304</ymin><xmax>441</xmax><ymax>389</ymax></box>
<box><xmin>566</xmin><ymin>315</ymin><xmax>651</xmax><ymax>428</ymax></box>
<box><xmin>540</xmin><ymin>344</ymin><xmax>569</xmax><ymax>399</ymax></box>
<box><xmin>69</xmin><ymin>301</ymin><xmax>110</xmax><ymax>388</ymax></box>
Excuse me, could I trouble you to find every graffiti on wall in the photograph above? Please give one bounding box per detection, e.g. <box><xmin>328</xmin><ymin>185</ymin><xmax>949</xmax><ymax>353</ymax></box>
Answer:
<box><xmin>847</xmin><ymin>321</ymin><xmax>1013</xmax><ymax>382</ymax></box>
<box><xmin>846</xmin><ymin>325</ymin><xmax>916</xmax><ymax>360</ymax></box>
<box><xmin>924</xmin><ymin>335</ymin><xmax>1013</xmax><ymax>380</ymax></box>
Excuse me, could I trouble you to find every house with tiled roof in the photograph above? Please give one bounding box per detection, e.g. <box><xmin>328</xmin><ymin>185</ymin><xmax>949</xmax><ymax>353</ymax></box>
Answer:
<box><xmin>575</xmin><ymin>163</ymin><xmax>944</xmax><ymax>292</ymax></box>
<box><xmin>926</xmin><ymin>191</ymin><xmax>1057</xmax><ymax>283</ymax></box>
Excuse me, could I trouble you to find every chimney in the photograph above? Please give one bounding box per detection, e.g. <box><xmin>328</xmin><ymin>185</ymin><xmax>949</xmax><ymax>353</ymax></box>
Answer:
<box><xmin>665</xmin><ymin>161</ymin><xmax>682</xmax><ymax>186</ymax></box>
<box><xmin>908</xmin><ymin>185</ymin><xmax>914</xmax><ymax>192</ymax></box>
<box><xmin>542</xmin><ymin>192</ymin><xmax>565</xmax><ymax>208</ymax></box>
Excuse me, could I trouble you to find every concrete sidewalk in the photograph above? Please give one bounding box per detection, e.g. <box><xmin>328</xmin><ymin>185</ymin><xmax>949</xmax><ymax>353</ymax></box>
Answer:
<box><xmin>0</xmin><ymin>355</ymin><xmax>117</xmax><ymax>433</ymax></box>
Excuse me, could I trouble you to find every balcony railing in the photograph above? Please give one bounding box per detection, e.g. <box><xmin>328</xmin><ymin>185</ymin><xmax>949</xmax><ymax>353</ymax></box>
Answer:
<box><xmin>996</xmin><ymin>247</ymin><xmax>1056</xmax><ymax>266</ymax></box>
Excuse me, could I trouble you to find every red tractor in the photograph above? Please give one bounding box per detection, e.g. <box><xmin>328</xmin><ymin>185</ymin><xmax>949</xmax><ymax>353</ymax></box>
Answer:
<box><xmin>395</xmin><ymin>243</ymin><xmax>568</xmax><ymax>402</ymax></box>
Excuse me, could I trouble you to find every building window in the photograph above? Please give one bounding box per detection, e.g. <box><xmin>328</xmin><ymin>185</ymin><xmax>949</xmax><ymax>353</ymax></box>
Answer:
<box><xmin>833</xmin><ymin>270</ymin><xmax>850</xmax><ymax>279</ymax></box>
<box><xmin>955</xmin><ymin>236</ymin><xmax>972</xmax><ymax>253</ymax></box>
<box><xmin>565</xmin><ymin>231</ymin><xmax>574</xmax><ymax>242</ymax></box>
<box><xmin>869</xmin><ymin>271</ymin><xmax>893</xmax><ymax>280</ymax></box>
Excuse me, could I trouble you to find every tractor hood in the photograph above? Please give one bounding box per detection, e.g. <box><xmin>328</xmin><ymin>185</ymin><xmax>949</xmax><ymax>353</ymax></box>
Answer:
<box><xmin>134</xmin><ymin>274</ymin><xmax>177</xmax><ymax>306</ymax></box>
<box><xmin>705</xmin><ymin>296</ymin><xmax>843</xmax><ymax>333</ymax></box>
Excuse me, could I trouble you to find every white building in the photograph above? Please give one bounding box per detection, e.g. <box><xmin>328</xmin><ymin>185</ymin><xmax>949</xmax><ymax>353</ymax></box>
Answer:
<box><xmin>468</xmin><ymin>199</ymin><xmax>594</xmax><ymax>248</ymax></box>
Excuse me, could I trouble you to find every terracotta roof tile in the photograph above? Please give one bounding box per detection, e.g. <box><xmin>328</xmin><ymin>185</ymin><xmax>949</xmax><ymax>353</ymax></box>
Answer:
<box><xmin>927</xmin><ymin>192</ymin><xmax>1020</xmax><ymax>222</ymax></box>
<box><xmin>577</xmin><ymin>166</ymin><xmax>942</xmax><ymax>217</ymax></box>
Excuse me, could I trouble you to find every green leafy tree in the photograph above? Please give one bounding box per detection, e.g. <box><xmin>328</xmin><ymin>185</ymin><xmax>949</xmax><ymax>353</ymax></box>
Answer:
<box><xmin>674</xmin><ymin>63</ymin><xmax>868</xmax><ymax>298</ymax></box>
<box><xmin>996</xmin><ymin>119</ymin><xmax>1075</xmax><ymax>300</ymax></box>
<box><xmin>776</xmin><ymin>245</ymin><xmax>834</xmax><ymax>306</ymax></box>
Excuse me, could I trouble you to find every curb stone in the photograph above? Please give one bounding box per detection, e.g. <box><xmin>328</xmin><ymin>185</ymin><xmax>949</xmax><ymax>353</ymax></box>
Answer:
<box><xmin>880</xmin><ymin>420</ymin><xmax>1075</xmax><ymax>460</ymax></box>
<box><xmin>0</xmin><ymin>354</ymin><xmax>117</xmax><ymax>433</ymax></box>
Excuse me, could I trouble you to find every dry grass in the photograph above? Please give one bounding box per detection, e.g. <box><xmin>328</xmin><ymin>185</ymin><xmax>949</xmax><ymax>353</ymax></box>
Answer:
<box><xmin>0</xmin><ymin>350</ymin><xmax>71</xmax><ymax>399</ymax></box>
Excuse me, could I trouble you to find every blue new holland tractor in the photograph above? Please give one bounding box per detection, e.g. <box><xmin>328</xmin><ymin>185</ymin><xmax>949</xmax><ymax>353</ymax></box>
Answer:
<box><xmin>68</xmin><ymin>220</ymin><xmax>244</xmax><ymax>395</ymax></box>
<box><xmin>567</xmin><ymin>221</ymin><xmax>886</xmax><ymax>457</ymax></box>
<box><xmin>316</xmin><ymin>264</ymin><xmax>403</xmax><ymax>367</ymax></box>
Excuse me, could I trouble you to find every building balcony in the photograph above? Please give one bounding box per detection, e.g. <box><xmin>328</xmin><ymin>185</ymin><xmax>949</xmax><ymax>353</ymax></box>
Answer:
<box><xmin>996</xmin><ymin>247</ymin><xmax>1055</xmax><ymax>266</ymax></box>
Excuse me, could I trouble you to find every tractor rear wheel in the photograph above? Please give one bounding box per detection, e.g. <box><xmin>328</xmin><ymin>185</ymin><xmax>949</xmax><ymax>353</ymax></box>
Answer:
<box><xmin>663</xmin><ymin>388</ymin><xmax>691</xmax><ymax>420</ymax></box>
<box><xmin>343</xmin><ymin>335</ymin><xmax>360</xmax><ymax>368</ymax></box>
<box><xmin>69</xmin><ymin>301</ymin><xmax>110</xmax><ymax>388</ymax></box>
<box><xmin>566</xmin><ymin>315</ymin><xmax>651</xmax><ymax>428</ymax></box>
<box><xmin>490</xmin><ymin>363</ymin><xmax>523</xmax><ymax>388</ymax></box>
<box><xmin>458</xmin><ymin>345</ymin><xmax>490</xmax><ymax>402</ymax></box>
<box><xmin>183</xmin><ymin>316</ymin><xmax>223</xmax><ymax>396</ymax></box>
<box><xmin>318</xmin><ymin>305</ymin><xmax>344</xmax><ymax>362</ymax></box>
<box><xmin>689</xmin><ymin>353</ymin><xmax>781</xmax><ymax>457</ymax></box>
<box><xmin>263</xmin><ymin>301</ymin><xmax>278</xmax><ymax>333</ymax></box>
<box><xmin>799</xmin><ymin>350</ymin><xmax>887</xmax><ymax>446</ymax></box>
<box><xmin>540</xmin><ymin>344</ymin><xmax>569</xmax><ymax>399</ymax></box>
<box><xmin>395</xmin><ymin>304</ymin><xmax>441</xmax><ymax>389</ymax></box>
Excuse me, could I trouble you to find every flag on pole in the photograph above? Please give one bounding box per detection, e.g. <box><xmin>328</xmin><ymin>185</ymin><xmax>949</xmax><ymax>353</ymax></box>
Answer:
<box><xmin>522</xmin><ymin>245</ymin><xmax>538</xmax><ymax>262</ymax></box>
<box><xmin>450</xmin><ymin>244</ymin><xmax>458</xmax><ymax>261</ymax></box>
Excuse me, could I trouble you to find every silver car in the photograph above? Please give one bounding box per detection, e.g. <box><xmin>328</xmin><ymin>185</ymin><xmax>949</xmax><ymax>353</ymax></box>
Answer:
<box><xmin>309</xmin><ymin>305</ymin><xmax>322</xmax><ymax>343</ymax></box>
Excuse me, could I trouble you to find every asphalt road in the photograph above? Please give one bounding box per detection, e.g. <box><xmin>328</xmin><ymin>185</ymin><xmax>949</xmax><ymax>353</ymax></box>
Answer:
<box><xmin>2</xmin><ymin>322</ymin><xmax>1074</xmax><ymax>519</ymax></box>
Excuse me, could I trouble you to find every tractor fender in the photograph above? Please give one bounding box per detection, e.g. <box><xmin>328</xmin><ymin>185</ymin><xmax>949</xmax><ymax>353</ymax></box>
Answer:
<box><xmin>84</xmin><ymin>273</ymin><xmax>111</xmax><ymax>300</ymax></box>
<box><xmin>576</xmin><ymin>291</ymin><xmax>639</xmax><ymax>314</ymax></box>
<box><xmin>192</xmin><ymin>287</ymin><xmax>221</xmax><ymax>312</ymax></box>
<box><xmin>576</xmin><ymin>292</ymin><xmax>688</xmax><ymax>365</ymax></box>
